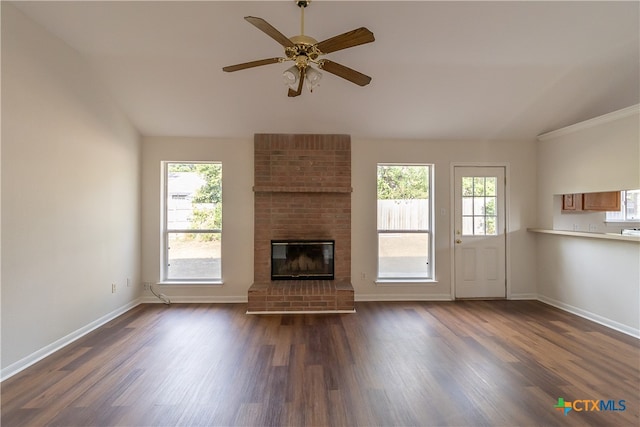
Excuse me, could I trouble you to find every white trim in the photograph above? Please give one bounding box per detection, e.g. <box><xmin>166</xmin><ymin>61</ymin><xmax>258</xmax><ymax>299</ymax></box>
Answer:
<box><xmin>1</xmin><ymin>300</ymin><xmax>141</xmax><ymax>381</ymax></box>
<box><xmin>355</xmin><ymin>293</ymin><xmax>453</xmax><ymax>302</ymax></box>
<box><xmin>504</xmin><ymin>164</ymin><xmax>512</xmax><ymax>299</ymax></box>
<box><xmin>140</xmin><ymin>295</ymin><xmax>247</xmax><ymax>304</ymax></box>
<box><xmin>509</xmin><ymin>293</ymin><xmax>538</xmax><ymax>300</ymax></box>
<box><xmin>537</xmin><ymin>295</ymin><xmax>640</xmax><ymax>339</ymax></box>
<box><xmin>450</xmin><ymin>163</ymin><xmax>510</xmax><ymax>300</ymax></box>
<box><xmin>375</xmin><ymin>163</ymin><xmax>435</xmax><ymax>281</ymax></box>
<box><xmin>247</xmin><ymin>310</ymin><xmax>356</xmax><ymax>315</ymax></box>
<box><xmin>375</xmin><ymin>279</ymin><xmax>438</xmax><ymax>286</ymax></box>
<box><xmin>537</xmin><ymin>104</ymin><xmax>640</xmax><ymax>141</ymax></box>
<box><xmin>156</xmin><ymin>281</ymin><xmax>224</xmax><ymax>286</ymax></box>
<box><xmin>161</xmin><ymin>161</ymin><xmax>223</xmax><ymax>283</ymax></box>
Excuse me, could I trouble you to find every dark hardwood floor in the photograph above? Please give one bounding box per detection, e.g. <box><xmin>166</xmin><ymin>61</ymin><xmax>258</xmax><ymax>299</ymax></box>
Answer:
<box><xmin>2</xmin><ymin>300</ymin><xmax>638</xmax><ymax>426</ymax></box>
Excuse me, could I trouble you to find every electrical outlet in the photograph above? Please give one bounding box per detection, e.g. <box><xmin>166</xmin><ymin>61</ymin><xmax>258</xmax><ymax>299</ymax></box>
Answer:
<box><xmin>589</xmin><ymin>224</ymin><xmax>598</xmax><ymax>232</ymax></box>
<box><xmin>360</xmin><ymin>272</ymin><xmax>366</xmax><ymax>279</ymax></box>
<box><xmin>573</xmin><ymin>224</ymin><xmax>579</xmax><ymax>231</ymax></box>
<box><xmin>111</xmin><ymin>283</ymin><xmax>116</xmax><ymax>293</ymax></box>
<box><xmin>143</xmin><ymin>282</ymin><xmax>150</xmax><ymax>291</ymax></box>
<box><xmin>126</xmin><ymin>278</ymin><xmax>131</xmax><ymax>287</ymax></box>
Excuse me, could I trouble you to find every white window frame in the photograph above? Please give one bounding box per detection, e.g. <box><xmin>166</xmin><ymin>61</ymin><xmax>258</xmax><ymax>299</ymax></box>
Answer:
<box><xmin>161</xmin><ymin>161</ymin><xmax>222</xmax><ymax>284</ymax></box>
<box><xmin>376</xmin><ymin>163</ymin><xmax>434</xmax><ymax>283</ymax></box>
<box><xmin>605</xmin><ymin>189</ymin><xmax>640</xmax><ymax>224</ymax></box>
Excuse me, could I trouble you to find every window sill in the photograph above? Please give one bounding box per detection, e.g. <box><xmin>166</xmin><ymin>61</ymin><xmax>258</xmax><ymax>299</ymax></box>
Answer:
<box><xmin>157</xmin><ymin>281</ymin><xmax>224</xmax><ymax>287</ymax></box>
<box><xmin>375</xmin><ymin>279</ymin><xmax>438</xmax><ymax>287</ymax></box>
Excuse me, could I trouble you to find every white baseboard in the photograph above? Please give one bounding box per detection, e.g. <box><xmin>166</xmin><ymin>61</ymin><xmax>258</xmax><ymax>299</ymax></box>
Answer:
<box><xmin>357</xmin><ymin>293</ymin><xmax>537</xmax><ymax>302</ymax></box>
<box><xmin>509</xmin><ymin>293</ymin><xmax>538</xmax><ymax>300</ymax></box>
<box><xmin>355</xmin><ymin>293</ymin><xmax>453</xmax><ymax>302</ymax></box>
<box><xmin>1</xmin><ymin>299</ymin><xmax>142</xmax><ymax>382</ymax></box>
<box><xmin>140</xmin><ymin>295</ymin><xmax>248</xmax><ymax>304</ymax></box>
<box><xmin>247</xmin><ymin>309</ymin><xmax>356</xmax><ymax>315</ymax></box>
<box><xmin>537</xmin><ymin>295</ymin><xmax>640</xmax><ymax>339</ymax></box>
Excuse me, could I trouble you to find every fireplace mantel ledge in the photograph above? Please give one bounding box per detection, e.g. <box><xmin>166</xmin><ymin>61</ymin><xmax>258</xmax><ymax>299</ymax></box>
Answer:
<box><xmin>253</xmin><ymin>185</ymin><xmax>352</xmax><ymax>193</ymax></box>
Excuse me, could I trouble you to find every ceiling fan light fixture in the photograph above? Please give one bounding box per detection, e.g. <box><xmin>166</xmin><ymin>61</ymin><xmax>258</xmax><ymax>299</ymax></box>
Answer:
<box><xmin>305</xmin><ymin>66</ymin><xmax>322</xmax><ymax>92</ymax></box>
<box><xmin>283</xmin><ymin>65</ymin><xmax>300</xmax><ymax>88</ymax></box>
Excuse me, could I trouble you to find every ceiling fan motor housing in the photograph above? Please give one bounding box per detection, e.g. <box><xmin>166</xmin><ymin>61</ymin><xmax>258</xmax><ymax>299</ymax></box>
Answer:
<box><xmin>287</xmin><ymin>35</ymin><xmax>321</xmax><ymax>63</ymax></box>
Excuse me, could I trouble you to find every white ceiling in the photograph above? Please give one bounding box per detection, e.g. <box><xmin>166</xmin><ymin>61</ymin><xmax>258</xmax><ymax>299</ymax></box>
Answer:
<box><xmin>11</xmin><ymin>0</ymin><xmax>640</xmax><ymax>141</ymax></box>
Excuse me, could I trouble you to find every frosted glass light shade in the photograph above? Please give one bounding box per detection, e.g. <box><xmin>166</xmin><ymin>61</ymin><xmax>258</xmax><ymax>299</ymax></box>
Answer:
<box><xmin>283</xmin><ymin>65</ymin><xmax>300</xmax><ymax>89</ymax></box>
<box><xmin>305</xmin><ymin>66</ymin><xmax>322</xmax><ymax>91</ymax></box>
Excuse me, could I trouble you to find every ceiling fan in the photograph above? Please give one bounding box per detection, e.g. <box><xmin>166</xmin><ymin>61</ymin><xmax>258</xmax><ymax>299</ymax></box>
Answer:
<box><xmin>222</xmin><ymin>0</ymin><xmax>375</xmax><ymax>97</ymax></box>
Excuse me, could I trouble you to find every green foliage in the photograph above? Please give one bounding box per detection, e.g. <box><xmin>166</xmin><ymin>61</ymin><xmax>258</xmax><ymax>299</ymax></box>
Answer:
<box><xmin>190</xmin><ymin>164</ymin><xmax>222</xmax><ymax>240</ymax></box>
<box><xmin>462</xmin><ymin>177</ymin><xmax>496</xmax><ymax>197</ymax></box>
<box><xmin>168</xmin><ymin>163</ymin><xmax>196</xmax><ymax>172</ymax></box>
<box><xmin>190</xmin><ymin>203</ymin><xmax>222</xmax><ymax>241</ymax></box>
<box><xmin>377</xmin><ymin>165</ymin><xmax>429</xmax><ymax>200</ymax></box>
<box><xmin>462</xmin><ymin>176</ymin><xmax>498</xmax><ymax>235</ymax></box>
<box><xmin>192</xmin><ymin>164</ymin><xmax>222</xmax><ymax>204</ymax></box>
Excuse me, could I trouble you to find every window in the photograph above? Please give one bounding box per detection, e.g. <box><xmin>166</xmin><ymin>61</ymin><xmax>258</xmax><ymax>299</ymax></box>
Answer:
<box><xmin>377</xmin><ymin>164</ymin><xmax>433</xmax><ymax>280</ymax></box>
<box><xmin>461</xmin><ymin>176</ymin><xmax>497</xmax><ymax>236</ymax></box>
<box><xmin>606</xmin><ymin>189</ymin><xmax>640</xmax><ymax>222</ymax></box>
<box><xmin>163</xmin><ymin>162</ymin><xmax>222</xmax><ymax>282</ymax></box>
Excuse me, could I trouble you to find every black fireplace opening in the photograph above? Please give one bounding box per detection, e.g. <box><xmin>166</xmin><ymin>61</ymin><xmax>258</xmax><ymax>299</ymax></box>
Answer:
<box><xmin>271</xmin><ymin>240</ymin><xmax>335</xmax><ymax>280</ymax></box>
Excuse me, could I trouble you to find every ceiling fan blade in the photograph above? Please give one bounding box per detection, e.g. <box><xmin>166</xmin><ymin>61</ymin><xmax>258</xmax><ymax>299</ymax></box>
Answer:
<box><xmin>319</xmin><ymin>59</ymin><xmax>372</xmax><ymax>87</ymax></box>
<box><xmin>288</xmin><ymin>68</ymin><xmax>305</xmax><ymax>97</ymax></box>
<box><xmin>222</xmin><ymin>57</ymin><xmax>283</xmax><ymax>72</ymax></box>
<box><xmin>245</xmin><ymin>16</ymin><xmax>295</xmax><ymax>48</ymax></box>
<box><xmin>315</xmin><ymin>27</ymin><xmax>375</xmax><ymax>54</ymax></box>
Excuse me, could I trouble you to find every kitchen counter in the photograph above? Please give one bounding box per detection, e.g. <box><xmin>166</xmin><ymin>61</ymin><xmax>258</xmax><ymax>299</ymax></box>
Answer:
<box><xmin>528</xmin><ymin>228</ymin><xmax>640</xmax><ymax>243</ymax></box>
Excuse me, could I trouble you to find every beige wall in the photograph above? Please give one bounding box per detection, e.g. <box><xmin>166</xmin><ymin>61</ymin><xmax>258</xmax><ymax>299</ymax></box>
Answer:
<box><xmin>536</xmin><ymin>107</ymin><xmax>640</xmax><ymax>229</ymax></box>
<box><xmin>1</xmin><ymin>4</ymin><xmax>141</xmax><ymax>376</ymax></box>
<box><xmin>352</xmin><ymin>138</ymin><xmax>538</xmax><ymax>300</ymax></box>
<box><xmin>535</xmin><ymin>106</ymin><xmax>640</xmax><ymax>336</ymax></box>
<box><xmin>141</xmin><ymin>137</ymin><xmax>254</xmax><ymax>301</ymax></box>
<box><xmin>141</xmin><ymin>136</ymin><xmax>539</xmax><ymax>302</ymax></box>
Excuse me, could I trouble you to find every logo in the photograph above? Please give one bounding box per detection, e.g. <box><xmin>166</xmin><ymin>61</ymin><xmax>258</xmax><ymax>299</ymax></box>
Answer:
<box><xmin>554</xmin><ymin>398</ymin><xmax>573</xmax><ymax>415</ymax></box>
<box><xmin>554</xmin><ymin>398</ymin><xmax>626</xmax><ymax>416</ymax></box>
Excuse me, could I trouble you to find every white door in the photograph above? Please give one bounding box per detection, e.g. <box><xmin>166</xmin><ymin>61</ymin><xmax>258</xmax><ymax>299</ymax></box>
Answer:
<box><xmin>454</xmin><ymin>166</ymin><xmax>506</xmax><ymax>298</ymax></box>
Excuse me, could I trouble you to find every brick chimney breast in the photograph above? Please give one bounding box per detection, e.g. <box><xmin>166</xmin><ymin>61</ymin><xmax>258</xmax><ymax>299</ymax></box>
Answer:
<box><xmin>249</xmin><ymin>134</ymin><xmax>354</xmax><ymax>313</ymax></box>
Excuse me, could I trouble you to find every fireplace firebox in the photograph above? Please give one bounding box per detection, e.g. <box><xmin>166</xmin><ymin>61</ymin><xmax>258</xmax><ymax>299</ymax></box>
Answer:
<box><xmin>271</xmin><ymin>240</ymin><xmax>335</xmax><ymax>280</ymax></box>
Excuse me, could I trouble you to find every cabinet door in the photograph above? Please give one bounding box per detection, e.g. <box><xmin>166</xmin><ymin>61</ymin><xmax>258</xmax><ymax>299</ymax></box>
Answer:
<box><xmin>582</xmin><ymin>191</ymin><xmax>621</xmax><ymax>211</ymax></box>
<box><xmin>562</xmin><ymin>194</ymin><xmax>578</xmax><ymax>211</ymax></box>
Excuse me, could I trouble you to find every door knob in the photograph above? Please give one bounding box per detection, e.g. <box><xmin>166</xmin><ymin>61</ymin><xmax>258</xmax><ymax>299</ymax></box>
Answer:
<box><xmin>456</xmin><ymin>239</ymin><xmax>462</xmax><ymax>244</ymax></box>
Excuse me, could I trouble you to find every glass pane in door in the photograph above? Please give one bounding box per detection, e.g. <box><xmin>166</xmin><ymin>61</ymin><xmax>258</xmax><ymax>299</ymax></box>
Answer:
<box><xmin>461</xmin><ymin>176</ymin><xmax>498</xmax><ymax>236</ymax></box>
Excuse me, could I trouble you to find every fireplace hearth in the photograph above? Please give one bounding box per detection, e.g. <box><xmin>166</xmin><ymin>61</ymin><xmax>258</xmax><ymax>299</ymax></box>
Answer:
<box><xmin>271</xmin><ymin>240</ymin><xmax>334</xmax><ymax>280</ymax></box>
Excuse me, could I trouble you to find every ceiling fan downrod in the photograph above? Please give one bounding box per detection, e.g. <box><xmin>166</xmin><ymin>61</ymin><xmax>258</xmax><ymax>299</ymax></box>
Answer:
<box><xmin>297</xmin><ymin>0</ymin><xmax>310</xmax><ymax>37</ymax></box>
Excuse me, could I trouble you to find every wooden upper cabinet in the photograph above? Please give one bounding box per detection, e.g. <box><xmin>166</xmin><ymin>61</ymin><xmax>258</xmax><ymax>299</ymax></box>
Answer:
<box><xmin>582</xmin><ymin>191</ymin><xmax>621</xmax><ymax>211</ymax></box>
<box><xmin>562</xmin><ymin>194</ymin><xmax>578</xmax><ymax>211</ymax></box>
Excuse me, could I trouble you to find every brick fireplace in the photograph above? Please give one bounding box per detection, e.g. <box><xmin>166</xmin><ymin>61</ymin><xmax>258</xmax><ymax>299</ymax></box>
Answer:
<box><xmin>247</xmin><ymin>134</ymin><xmax>355</xmax><ymax>312</ymax></box>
